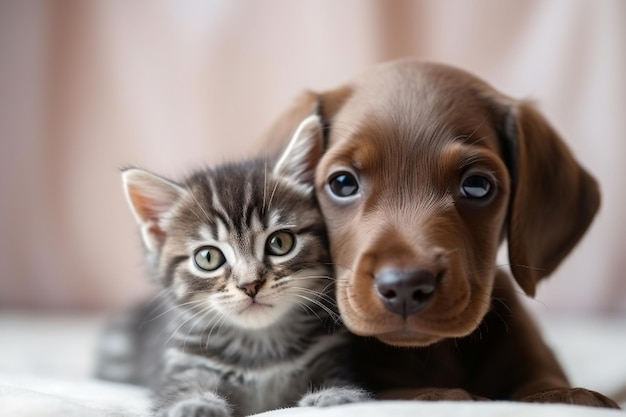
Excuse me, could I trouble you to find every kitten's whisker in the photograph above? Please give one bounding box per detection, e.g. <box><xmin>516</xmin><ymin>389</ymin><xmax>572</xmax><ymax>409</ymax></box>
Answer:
<box><xmin>290</xmin><ymin>298</ymin><xmax>323</xmax><ymax>321</ymax></box>
<box><xmin>287</xmin><ymin>275</ymin><xmax>334</xmax><ymax>281</ymax></box>
<box><xmin>165</xmin><ymin>304</ymin><xmax>216</xmax><ymax>347</ymax></box>
<box><xmin>288</xmin><ymin>292</ymin><xmax>341</xmax><ymax>324</ymax></box>
<box><xmin>205</xmin><ymin>312</ymin><xmax>228</xmax><ymax>347</ymax></box>
<box><xmin>197</xmin><ymin>309</ymin><xmax>226</xmax><ymax>349</ymax></box>
<box><xmin>183</xmin><ymin>305</ymin><xmax>216</xmax><ymax>351</ymax></box>
<box><xmin>144</xmin><ymin>287</ymin><xmax>173</xmax><ymax>306</ymax></box>
<box><xmin>187</xmin><ymin>187</ymin><xmax>212</xmax><ymax>224</ymax></box>
<box><xmin>290</xmin><ymin>292</ymin><xmax>336</xmax><ymax>319</ymax></box>
<box><xmin>288</xmin><ymin>282</ymin><xmax>336</xmax><ymax>298</ymax></box>
<box><xmin>142</xmin><ymin>299</ymin><xmax>206</xmax><ymax>326</ymax></box>
<box><xmin>262</xmin><ymin>158</ymin><xmax>268</xmax><ymax>216</ymax></box>
<box><xmin>289</xmin><ymin>286</ymin><xmax>337</xmax><ymax>307</ymax></box>
<box><xmin>266</xmin><ymin>174</ymin><xmax>281</xmax><ymax>213</ymax></box>
<box><xmin>155</xmin><ymin>305</ymin><xmax>191</xmax><ymax>340</ymax></box>
<box><xmin>319</xmin><ymin>281</ymin><xmax>336</xmax><ymax>296</ymax></box>
<box><xmin>138</xmin><ymin>289</ymin><xmax>176</xmax><ymax>329</ymax></box>
<box><xmin>186</xmin><ymin>205</ymin><xmax>208</xmax><ymax>226</ymax></box>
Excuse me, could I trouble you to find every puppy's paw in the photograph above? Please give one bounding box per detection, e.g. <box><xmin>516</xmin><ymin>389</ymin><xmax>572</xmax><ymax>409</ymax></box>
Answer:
<box><xmin>522</xmin><ymin>387</ymin><xmax>620</xmax><ymax>409</ymax></box>
<box><xmin>299</xmin><ymin>386</ymin><xmax>371</xmax><ymax>407</ymax></box>
<box><xmin>156</xmin><ymin>398</ymin><xmax>232</xmax><ymax>417</ymax></box>
<box><xmin>412</xmin><ymin>388</ymin><xmax>487</xmax><ymax>401</ymax></box>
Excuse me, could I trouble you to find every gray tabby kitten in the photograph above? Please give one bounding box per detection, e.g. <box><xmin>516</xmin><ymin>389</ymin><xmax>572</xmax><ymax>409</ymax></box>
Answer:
<box><xmin>97</xmin><ymin>115</ymin><xmax>369</xmax><ymax>417</ymax></box>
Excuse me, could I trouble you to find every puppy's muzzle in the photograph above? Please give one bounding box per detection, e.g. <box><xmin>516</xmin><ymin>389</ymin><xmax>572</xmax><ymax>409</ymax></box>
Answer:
<box><xmin>374</xmin><ymin>268</ymin><xmax>438</xmax><ymax>318</ymax></box>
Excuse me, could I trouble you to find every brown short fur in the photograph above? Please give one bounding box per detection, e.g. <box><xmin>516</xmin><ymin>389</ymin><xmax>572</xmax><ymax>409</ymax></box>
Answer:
<box><xmin>258</xmin><ymin>59</ymin><xmax>618</xmax><ymax>408</ymax></box>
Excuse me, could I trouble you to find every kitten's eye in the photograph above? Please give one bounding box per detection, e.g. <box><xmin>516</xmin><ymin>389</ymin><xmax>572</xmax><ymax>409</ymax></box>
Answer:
<box><xmin>460</xmin><ymin>175</ymin><xmax>492</xmax><ymax>199</ymax></box>
<box><xmin>266</xmin><ymin>231</ymin><xmax>296</xmax><ymax>256</ymax></box>
<box><xmin>328</xmin><ymin>171</ymin><xmax>359</xmax><ymax>198</ymax></box>
<box><xmin>194</xmin><ymin>246</ymin><xmax>226</xmax><ymax>272</ymax></box>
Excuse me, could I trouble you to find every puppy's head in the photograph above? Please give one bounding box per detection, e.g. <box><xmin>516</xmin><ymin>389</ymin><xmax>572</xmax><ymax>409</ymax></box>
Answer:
<box><xmin>265</xmin><ymin>60</ymin><xmax>600</xmax><ymax>347</ymax></box>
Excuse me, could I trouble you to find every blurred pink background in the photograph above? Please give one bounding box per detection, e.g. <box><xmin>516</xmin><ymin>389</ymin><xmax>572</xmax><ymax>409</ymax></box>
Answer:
<box><xmin>0</xmin><ymin>0</ymin><xmax>624</xmax><ymax>314</ymax></box>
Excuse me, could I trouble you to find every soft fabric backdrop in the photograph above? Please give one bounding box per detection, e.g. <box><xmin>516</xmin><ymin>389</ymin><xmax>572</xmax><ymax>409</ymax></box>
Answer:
<box><xmin>0</xmin><ymin>0</ymin><xmax>624</xmax><ymax>314</ymax></box>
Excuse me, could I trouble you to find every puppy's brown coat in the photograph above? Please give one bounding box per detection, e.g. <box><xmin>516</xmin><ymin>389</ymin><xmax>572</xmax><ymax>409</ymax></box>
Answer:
<box><xmin>261</xmin><ymin>59</ymin><xmax>618</xmax><ymax>408</ymax></box>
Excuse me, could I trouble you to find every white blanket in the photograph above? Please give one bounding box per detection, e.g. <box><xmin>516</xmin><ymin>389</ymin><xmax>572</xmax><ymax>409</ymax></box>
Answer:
<box><xmin>0</xmin><ymin>376</ymin><xmax>622</xmax><ymax>417</ymax></box>
<box><xmin>1</xmin><ymin>313</ymin><xmax>624</xmax><ymax>416</ymax></box>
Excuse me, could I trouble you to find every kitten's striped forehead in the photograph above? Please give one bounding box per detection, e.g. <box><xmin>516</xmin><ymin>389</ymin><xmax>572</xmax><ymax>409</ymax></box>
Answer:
<box><xmin>178</xmin><ymin>159</ymin><xmax>316</xmax><ymax>240</ymax></box>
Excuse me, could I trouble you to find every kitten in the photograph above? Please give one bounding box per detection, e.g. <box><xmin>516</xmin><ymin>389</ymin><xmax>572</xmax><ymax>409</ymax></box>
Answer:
<box><xmin>97</xmin><ymin>115</ymin><xmax>369</xmax><ymax>417</ymax></box>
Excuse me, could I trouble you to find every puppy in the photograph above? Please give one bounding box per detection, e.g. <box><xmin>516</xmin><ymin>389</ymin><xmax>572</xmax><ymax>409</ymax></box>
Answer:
<box><xmin>260</xmin><ymin>59</ymin><xmax>619</xmax><ymax>408</ymax></box>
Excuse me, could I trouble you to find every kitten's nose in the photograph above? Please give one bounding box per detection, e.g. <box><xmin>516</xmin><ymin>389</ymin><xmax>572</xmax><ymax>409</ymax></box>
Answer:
<box><xmin>374</xmin><ymin>268</ymin><xmax>438</xmax><ymax>317</ymax></box>
<box><xmin>237</xmin><ymin>280</ymin><xmax>263</xmax><ymax>298</ymax></box>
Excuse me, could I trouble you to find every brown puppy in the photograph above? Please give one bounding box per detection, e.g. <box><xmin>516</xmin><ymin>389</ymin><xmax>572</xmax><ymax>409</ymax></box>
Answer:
<box><xmin>260</xmin><ymin>59</ymin><xmax>619</xmax><ymax>408</ymax></box>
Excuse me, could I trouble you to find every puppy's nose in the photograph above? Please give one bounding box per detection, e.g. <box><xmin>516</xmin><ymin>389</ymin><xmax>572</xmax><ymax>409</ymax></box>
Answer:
<box><xmin>375</xmin><ymin>269</ymin><xmax>438</xmax><ymax>317</ymax></box>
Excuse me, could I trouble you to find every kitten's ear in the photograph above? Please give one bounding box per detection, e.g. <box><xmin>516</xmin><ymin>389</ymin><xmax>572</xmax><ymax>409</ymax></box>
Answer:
<box><xmin>272</xmin><ymin>114</ymin><xmax>323</xmax><ymax>184</ymax></box>
<box><xmin>122</xmin><ymin>168</ymin><xmax>187</xmax><ymax>252</ymax></box>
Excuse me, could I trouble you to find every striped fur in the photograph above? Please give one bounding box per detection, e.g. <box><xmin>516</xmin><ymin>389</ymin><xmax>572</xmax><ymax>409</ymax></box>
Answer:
<box><xmin>97</xmin><ymin>116</ymin><xmax>369</xmax><ymax>417</ymax></box>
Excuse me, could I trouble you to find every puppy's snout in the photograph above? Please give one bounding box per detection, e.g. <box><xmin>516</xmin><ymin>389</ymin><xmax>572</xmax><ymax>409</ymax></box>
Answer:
<box><xmin>375</xmin><ymin>269</ymin><xmax>439</xmax><ymax>317</ymax></box>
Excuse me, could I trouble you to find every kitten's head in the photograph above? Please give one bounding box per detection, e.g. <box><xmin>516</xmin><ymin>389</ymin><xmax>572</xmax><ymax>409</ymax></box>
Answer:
<box><xmin>122</xmin><ymin>116</ymin><xmax>331</xmax><ymax>329</ymax></box>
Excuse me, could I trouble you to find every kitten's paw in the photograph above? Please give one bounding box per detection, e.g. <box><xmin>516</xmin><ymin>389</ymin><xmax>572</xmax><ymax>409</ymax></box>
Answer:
<box><xmin>299</xmin><ymin>386</ymin><xmax>371</xmax><ymax>407</ymax></box>
<box><xmin>157</xmin><ymin>398</ymin><xmax>231</xmax><ymax>417</ymax></box>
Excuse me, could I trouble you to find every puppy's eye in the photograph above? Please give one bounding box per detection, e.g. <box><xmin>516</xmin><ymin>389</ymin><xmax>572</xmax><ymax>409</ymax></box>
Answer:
<box><xmin>328</xmin><ymin>172</ymin><xmax>359</xmax><ymax>197</ymax></box>
<box><xmin>194</xmin><ymin>246</ymin><xmax>226</xmax><ymax>272</ymax></box>
<box><xmin>460</xmin><ymin>175</ymin><xmax>492</xmax><ymax>199</ymax></box>
<box><xmin>266</xmin><ymin>231</ymin><xmax>296</xmax><ymax>256</ymax></box>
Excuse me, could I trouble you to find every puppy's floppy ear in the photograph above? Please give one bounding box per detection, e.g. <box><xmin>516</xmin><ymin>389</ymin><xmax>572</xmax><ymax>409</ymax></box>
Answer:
<box><xmin>504</xmin><ymin>102</ymin><xmax>600</xmax><ymax>296</ymax></box>
<box><xmin>273</xmin><ymin>115</ymin><xmax>323</xmax><ymax>184</ymax></box>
